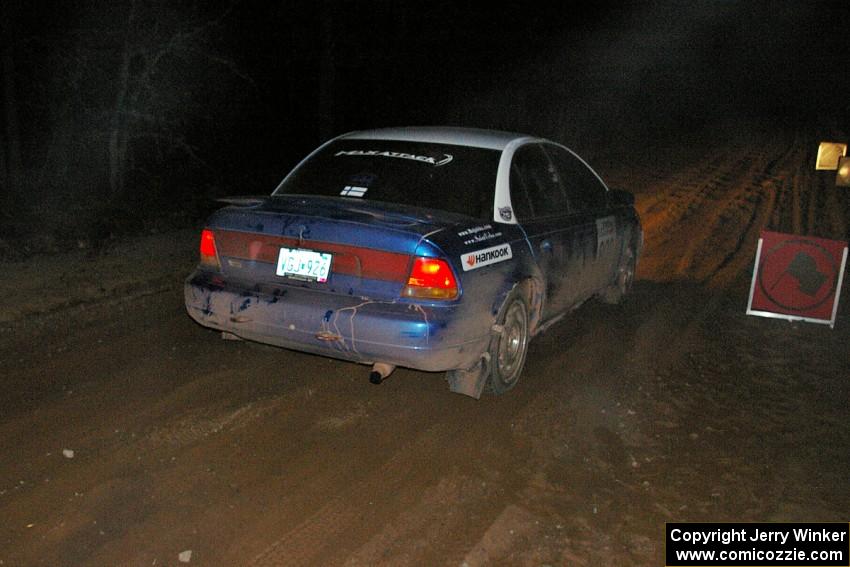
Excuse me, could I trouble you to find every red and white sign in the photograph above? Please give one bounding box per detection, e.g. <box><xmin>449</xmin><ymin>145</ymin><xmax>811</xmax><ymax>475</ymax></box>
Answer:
<box><xmin>747</xmin><ymin>231</ymin><xmax>848</xmax><ymax>328</ymax></box>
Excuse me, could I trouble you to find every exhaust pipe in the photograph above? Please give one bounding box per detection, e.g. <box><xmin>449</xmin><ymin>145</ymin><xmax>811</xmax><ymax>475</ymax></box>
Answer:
<box><xmin>369</xmin><ymin>362</ymin><xmax>396</xmax><ymax>384</ymax></box>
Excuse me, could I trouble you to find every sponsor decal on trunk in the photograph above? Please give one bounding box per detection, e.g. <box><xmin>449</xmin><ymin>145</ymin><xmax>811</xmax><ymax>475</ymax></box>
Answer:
<box><xmin>462</xmin><ymin>243</ymin><xmax>513</xmax><ymax>271</ymax></box>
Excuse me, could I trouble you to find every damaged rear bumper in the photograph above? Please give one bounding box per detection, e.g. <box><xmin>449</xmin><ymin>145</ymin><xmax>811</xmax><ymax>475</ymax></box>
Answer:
<box><xmin>184</xmin><ymin>270</ymin><xmax>490</xmax><ymax>372</ymax></box>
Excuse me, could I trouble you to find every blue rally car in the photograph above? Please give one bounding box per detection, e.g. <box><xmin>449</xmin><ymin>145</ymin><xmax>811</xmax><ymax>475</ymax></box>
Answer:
<box><xmin>185</xmin><ymin>127</ymin><xmax>641</xmax><ymax>398</ymax></box>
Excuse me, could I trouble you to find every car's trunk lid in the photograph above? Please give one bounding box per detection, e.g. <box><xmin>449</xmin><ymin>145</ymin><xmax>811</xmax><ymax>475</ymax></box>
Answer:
<box><xmin>206</xmin><ymin>195</ymin><xmax>465</xmax><ymax>300</ymax></box>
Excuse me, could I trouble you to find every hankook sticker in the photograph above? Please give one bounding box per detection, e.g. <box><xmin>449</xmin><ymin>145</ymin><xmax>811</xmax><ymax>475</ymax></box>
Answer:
<box><xmin>462</xmin><ymin>243</ymin><xmax>513</xmax><ymax>271</ymax></box>
<box><xmin>335</xmin><ymin>149</ymin><xmax>453</xmax><ymax>167</ymax></box>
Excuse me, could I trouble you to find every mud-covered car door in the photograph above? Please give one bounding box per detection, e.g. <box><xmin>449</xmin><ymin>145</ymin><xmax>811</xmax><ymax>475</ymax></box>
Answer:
<box><xmin>509</xmin><ymin>143</ymin><xmax>594</xmax><ymax>316</ymax></box>
<box><xmin>546</xmin><ymin>144</ymin><xmax>620</xmax><ymax>294</ymax></box>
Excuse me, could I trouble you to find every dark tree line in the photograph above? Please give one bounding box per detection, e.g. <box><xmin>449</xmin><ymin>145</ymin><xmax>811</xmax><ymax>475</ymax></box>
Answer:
<box><xmin>0</xmin><ymin>1</ymin><xmax>253</xmax><ymax>249</ymax></box>
<box><xmin>1</xmin><ymin>5</ymin><xmax>23</xmax><ymax>219</ymax></box>
<box><xmin>3</xmin><ymin>1</ymin><xmax>848</xmax><ymax>256</ymax></box>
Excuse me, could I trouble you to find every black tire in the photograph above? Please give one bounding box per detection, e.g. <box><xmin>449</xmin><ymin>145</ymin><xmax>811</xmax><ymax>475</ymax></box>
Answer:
<box><xmin>486</xmin><ymin>287</ymin><xmax>531</xmax><ymax>395</ymax></box>
<box><xmin>600</xmin><ymin>245</ymin><xmax>635</xmax><ymax>305</ymax></box>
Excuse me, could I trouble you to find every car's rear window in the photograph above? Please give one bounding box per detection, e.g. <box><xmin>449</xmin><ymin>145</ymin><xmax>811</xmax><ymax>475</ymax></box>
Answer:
<box><xmin>273</xmin><ymin>139</ymin><xmax>501</xmax><ymax>219</ymax></box>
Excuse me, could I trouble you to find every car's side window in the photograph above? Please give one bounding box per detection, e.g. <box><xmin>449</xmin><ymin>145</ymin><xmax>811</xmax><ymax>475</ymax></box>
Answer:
<box><xmin>509</xmin><ymin>144</ymin><xmax>569</xmax><ymax>220</ymax></box>
<box><xmin>547</xmin><ymin>145</ymin><xmax>607</xmax><ymax>212</ymax></box>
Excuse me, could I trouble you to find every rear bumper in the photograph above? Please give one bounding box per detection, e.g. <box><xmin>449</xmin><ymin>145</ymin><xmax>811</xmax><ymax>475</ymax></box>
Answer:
<box><xmin>184</xmin><ymin>270</ymin><xmax>490</xmax><ymax>372</ymax></box>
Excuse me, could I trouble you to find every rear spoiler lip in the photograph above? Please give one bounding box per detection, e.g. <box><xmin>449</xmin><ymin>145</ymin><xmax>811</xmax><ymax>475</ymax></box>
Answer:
<box><xmin>217</xmin><ymin>193</ymin><xmax>479</xmax><ymax>229</ymax></box>
<box><xmin>214</xmin><ymin>195</ymin><xmax>268</xmax><ymax>207</ymax></box>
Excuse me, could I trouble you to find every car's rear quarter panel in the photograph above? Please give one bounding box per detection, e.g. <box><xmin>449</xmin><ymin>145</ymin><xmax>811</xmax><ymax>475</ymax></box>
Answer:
<box><xmin>428</xmin><ymin>221</ymin><xmax>539</xmax><ymax>333</ymax></box>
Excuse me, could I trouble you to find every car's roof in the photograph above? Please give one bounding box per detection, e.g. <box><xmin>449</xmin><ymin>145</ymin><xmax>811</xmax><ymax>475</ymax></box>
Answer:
<box><xmin>338</xmin><ymin>127</ymin><xmax>538</xmax><ymax>151</ymax></box>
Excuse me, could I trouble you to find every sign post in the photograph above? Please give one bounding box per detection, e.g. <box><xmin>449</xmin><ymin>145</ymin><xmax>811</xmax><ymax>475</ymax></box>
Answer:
<box><xmin>747</xmin><ymin>231</ymin><xmax>848</xmax><ymax>328</ymax></box>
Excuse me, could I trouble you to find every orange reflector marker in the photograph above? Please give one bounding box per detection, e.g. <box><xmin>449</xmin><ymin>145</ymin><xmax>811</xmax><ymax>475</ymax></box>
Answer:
<box><xmin>402</xmin><ymin>257</ymin><xmax>458</xmax><ymax>300</ymax></box>
<box><xmin>815</xmin><ymin>141</ymin><xmax>847</xmax><ymax>170</ymax></box>
<box><xmin>200</xmin><ymin>229</ymin><xmax>221</xmax><ymax>269</ymax></box>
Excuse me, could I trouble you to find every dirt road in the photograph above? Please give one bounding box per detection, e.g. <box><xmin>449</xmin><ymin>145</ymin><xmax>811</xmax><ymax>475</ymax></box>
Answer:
<box><xmin>2</xmin><ymin>128</ymin><xmax>848</xmax><ymax>566</ymax></box>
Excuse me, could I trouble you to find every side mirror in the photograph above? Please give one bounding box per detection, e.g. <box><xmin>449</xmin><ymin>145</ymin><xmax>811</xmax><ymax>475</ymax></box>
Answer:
<box><xmin>608</xmin><ymin>188</ymin><xmax>634</xmax><ymax>207</ymax></box>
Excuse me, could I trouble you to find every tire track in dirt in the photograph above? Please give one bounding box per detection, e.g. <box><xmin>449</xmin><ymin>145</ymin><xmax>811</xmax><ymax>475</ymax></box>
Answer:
<box><xmin>637</xmin><ymin>147</ymin><xmax>769</xmax><ymax>282</ymax></box>
<box><xmin>672</xmin><ymin>153</ymin><xmax>769</xmax><ymax>281</ymax></box>
<box><xmin>522</xmin><ymin>284</ymin><xmax>731</xmax><ymax>563</ymax></box>
<box><xmin>805</xmin><ymin>145</ymin><xmax>820</xmax><ymax>236</ymax></box>
<box><xmin>639</xmin><ymin>148</ymin><xmax>758</xmax><ymax>234</ymax></box>
<box><xmin>144</xmin><ymin>399</ymin><xmax>282</xmax><ymax>448</ymax></box>
<box><xmin>637</xmin><ymin>151</ymin><xmax>732</xmax><ymax>221</ymax></box>
<box><xmin>766</xmin><ymin>136</ymin><xmax>805</xmax><ymax>234</ymax></box>
<box><xmin>230</xmin><ymin>382</ymin><xmax>541</xmax><ymax>566</ymax></box>
<box><xmin>339</xmin><ymin>474</ymin><xmax>508</xmax><ymax>566</ymax></box>
<box><xmin>706</xmin><ymin>135</ymin><xmax>848</xmax><ymax>286</ymax></box>
<box><xmin>704</xmin><ymin>143</ymin><xmax>807</xmax><ymax>287</ymax></box>
<box><xmin>791</xmin><ymin>161</ymin><xmax>803</xmax><ymax>235</ymax></box>
<box><xmin>633</xmin><ymin>132</ymin><xmax>838</xmax><ymax>288</ymax></box>
<box><xmin>243</xmin><ymin>424</ymin><xmax>458</xmax><ymax>567</ymax></box>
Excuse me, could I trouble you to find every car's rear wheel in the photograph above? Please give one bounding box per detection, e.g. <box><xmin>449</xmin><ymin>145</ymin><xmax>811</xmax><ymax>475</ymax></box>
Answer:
<box><xmin>486</xmin><ymin>288</ymin><xmax>530</xmax><ymax>395</ymax></box>
<box><xmin>600</xmin><ymin>245</ymin><xmax>635</xmax><ymax>305</ymax></box>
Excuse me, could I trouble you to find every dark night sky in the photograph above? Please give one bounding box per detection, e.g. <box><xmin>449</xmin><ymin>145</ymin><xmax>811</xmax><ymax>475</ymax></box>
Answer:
<box><xmin>235</xmin><ymin>2</ymin><xmax>850</xmax><ymax>185</ymax></box>
<box><xmin>221</xmin><ymin>2</ymin><xmax>850</xmax><ymax>171</ymax></box>
<box><xmin>4</xmin><ymin>1</ymin><xmax>850</xmax><ymax>222</ymax></box>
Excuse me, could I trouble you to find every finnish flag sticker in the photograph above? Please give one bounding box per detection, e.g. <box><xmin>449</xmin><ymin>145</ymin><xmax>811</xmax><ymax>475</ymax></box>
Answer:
<box><xmin>340</xmin><ymin>186</ymin><xmax>368</xmax><ymax>197</ymax></box>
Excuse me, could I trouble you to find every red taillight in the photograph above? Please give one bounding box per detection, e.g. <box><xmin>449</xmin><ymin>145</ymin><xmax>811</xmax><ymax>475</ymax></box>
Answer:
<box><xmin>199</xmin><ymin>229</ymin><xmax>220</xmax><ymax>269</ymax></box>
<box><xmin>402</xmin><ymin>257</ymin><xmax>458</xmax><ymax>300</ymax></box>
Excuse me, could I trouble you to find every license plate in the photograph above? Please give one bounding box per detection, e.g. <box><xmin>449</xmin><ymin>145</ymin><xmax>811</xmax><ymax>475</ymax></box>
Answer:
<box><xmin>275</xmin><ymin>247</ymin><xmax>333</xmax><ymax>282</ymax></box>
